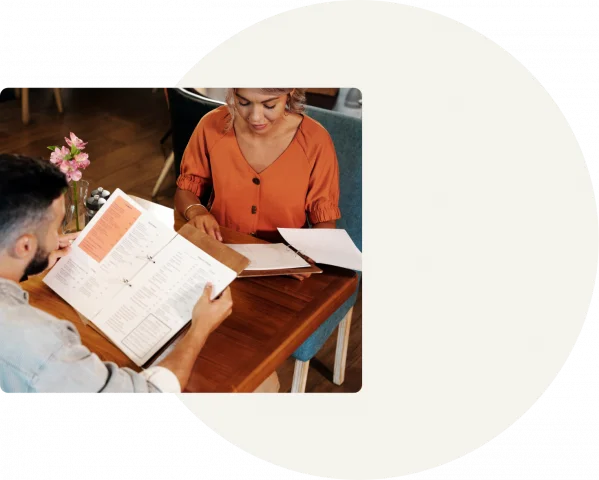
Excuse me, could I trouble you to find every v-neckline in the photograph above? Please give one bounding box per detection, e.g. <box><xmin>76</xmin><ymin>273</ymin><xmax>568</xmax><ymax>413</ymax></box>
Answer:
<box><xmin>232</xmin><ymin>115</ymin><xmax>304</xmax><ymax>176</ymax></box>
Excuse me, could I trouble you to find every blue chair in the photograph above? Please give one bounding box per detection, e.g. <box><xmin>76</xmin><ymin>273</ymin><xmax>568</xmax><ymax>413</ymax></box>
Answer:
<box><xmin>290</xmin><ymin>106</ymin><xmax>362</xmax><ymax>392</ymax></box>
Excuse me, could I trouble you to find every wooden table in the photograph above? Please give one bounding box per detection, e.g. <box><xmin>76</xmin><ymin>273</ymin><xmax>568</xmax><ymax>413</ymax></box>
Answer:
<box><xmin>21</xmin><ymin>203</ymin><xmax>359</xmax><ymax>392</ymax></box>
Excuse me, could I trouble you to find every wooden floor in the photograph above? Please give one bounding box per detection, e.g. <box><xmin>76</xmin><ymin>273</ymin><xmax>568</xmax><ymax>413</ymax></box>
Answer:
<box><xmin>0</xmin><ymin>88</ymin><xmax>362</xmax><ymax>393</ymax></box>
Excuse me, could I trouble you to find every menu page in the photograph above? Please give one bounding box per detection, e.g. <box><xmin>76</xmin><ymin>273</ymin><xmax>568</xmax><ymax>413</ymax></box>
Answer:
<box><xmin>44</xmin><ymin>190</ymin><xmax>176</xmax><ymax>319</ymax></box>
<box><xmin>92</xmin><ymin>234</ymin><xmax>237</xmax><ymax>366</ymax></box>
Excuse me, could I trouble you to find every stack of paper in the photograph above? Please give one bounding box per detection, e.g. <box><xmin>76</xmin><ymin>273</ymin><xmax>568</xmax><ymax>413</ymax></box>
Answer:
<box><xmin>225</xmin><ymin>243</ymin><xmax>310</xmax><ymax>271</ymax></box>
<box><xmin>277</xmin><ymin>228</ymin><xmax>362</xmax><ymax>271</ymax></box>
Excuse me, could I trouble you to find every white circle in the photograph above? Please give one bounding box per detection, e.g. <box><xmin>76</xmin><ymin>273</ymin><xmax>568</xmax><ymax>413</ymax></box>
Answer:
<box><xmin>178</xmin><ymin>2</ymin><xmax>597</xmax><ymax>478</ymax></box>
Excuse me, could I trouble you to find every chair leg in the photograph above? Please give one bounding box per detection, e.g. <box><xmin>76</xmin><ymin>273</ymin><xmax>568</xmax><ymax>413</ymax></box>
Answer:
<box><xmin>159</xmin><ymin>128</ymin><xmax>172</xmax><ymax>146</ymax></box>
<box><xmin>152</xmin><ymin>151</ymin><xmax>175</xmax><ymax>198</ymax></box>
<box><xmin>21</xmin><ymin>88</ymin><xmax>30</xmax><ymax>125</ymax></box>
<box><xmin>333</xmin><ymin>307</ymin><xmax>354</xmax><ymax>385</ymax></box>
<box><xmin>291</xmin><ymin>359</ymin><xmax>310</xmax><ymax>393</ymax></box>
<box><xmin>53</xmin><ymin>88</ymin><xmax>64</xmax><ymax>113</ymax></box>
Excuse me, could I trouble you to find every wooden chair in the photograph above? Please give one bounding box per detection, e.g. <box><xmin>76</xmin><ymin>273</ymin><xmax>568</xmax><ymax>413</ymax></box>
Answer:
<box><xmin>15</xmin><ymin>88</ymin><xmax>64</xmax><ymax>125</ymax></box>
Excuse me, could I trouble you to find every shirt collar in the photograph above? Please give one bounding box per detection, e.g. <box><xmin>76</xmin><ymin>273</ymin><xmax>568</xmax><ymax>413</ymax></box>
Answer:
<box><xmin>0</xmin><ymin>277</ymin><xmax>29</xmax><ymax>304</ymax></box>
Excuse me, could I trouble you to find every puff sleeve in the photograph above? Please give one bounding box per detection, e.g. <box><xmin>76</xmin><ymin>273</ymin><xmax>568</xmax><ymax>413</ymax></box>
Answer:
<box><xmin>305</xmin><ymin>131</ymin><xmax>341</xmax><ymax>224</ymax></box>
<box><xmin>176</xmin><ymin>119</ymin><xmax>213</xmax><ymax>200</ymax></box>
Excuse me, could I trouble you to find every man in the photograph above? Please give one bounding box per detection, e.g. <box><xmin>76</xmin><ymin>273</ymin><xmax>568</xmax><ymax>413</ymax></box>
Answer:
<box><xmin>0</xmin><ymin>153</ymin><xmax>233</xmax><ymax>392</ymax></box>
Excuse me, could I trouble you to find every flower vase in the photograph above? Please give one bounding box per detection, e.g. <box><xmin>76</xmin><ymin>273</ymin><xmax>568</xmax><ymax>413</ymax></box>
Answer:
<box><xmin>62</xmin><ymin>180</ymin><xmax>89</xmax><ymax>233</ymax></box>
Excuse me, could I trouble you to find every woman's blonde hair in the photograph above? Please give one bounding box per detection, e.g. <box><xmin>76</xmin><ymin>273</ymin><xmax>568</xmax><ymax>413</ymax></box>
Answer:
<box><xmin>224</xmin><ymin>88</ymin><xmax>306</xmax><ymax>131</ymax></box>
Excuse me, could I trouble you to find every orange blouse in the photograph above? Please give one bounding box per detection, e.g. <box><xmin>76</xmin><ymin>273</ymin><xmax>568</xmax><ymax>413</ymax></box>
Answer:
<box><xmin>177</xmin><ymin>106</ymin><xmax>341</xmax><ymax>238</ymax></box>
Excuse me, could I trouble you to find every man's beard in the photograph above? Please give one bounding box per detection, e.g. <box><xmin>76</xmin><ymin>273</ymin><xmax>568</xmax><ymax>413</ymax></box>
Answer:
<box><xmin>22</xmin><ymin>246</ymin><xmax>51</xmax><ymax>278</ymax></box>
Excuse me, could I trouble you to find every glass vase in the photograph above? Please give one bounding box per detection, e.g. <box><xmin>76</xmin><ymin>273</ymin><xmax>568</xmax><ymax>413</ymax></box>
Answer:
<box><xmin>62</xmin><ymin>180</ymin><xmax>89</xmax><ymax>233</ymax></box>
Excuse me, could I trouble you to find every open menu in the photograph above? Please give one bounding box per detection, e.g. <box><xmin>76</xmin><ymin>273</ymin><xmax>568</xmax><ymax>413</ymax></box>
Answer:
<box><xmin>44</xmin><ymin>189</ymin><xmax>249</xmax><ymax>367</ymax></box>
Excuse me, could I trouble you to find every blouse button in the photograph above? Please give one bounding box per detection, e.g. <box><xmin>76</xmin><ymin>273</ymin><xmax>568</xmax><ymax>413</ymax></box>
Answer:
<box><xmin>251</xmin><ymin>205</ymin><xmax>257</xmax><ymax>214</ymax></box>
<box><xmin>252</xmin><ymin>178</ymin><xmax>261</xmax><ymax>185</ymax></box>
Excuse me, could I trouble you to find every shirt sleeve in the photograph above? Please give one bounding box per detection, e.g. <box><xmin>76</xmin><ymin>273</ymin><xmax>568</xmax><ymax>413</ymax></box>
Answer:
<box><xmin>176</xmin><ymin>118</ymin><xmax>213</xmax><ymax>200</ymax></box>
<box><xmin>305</xmin><ymin>131</ymin><xmax>342</xmax><ymax>224</ymax></box>
<box><xmin>139</xmin><ymin>366</ymin><xmax>181</xmax><ymax>393</ymax></box>
<box><xmin>32</xmin><ymin>324</ymin><xmax>178</xmax><ymax>393</ymax></box>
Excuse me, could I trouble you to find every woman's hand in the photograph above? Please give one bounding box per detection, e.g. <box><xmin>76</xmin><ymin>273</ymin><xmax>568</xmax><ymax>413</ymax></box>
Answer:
<box><xmin>187</xmin><ymin>205</ymin><xmax>223</xmax><ymax>241</ymax></box>
<box><xmin>290</xmin><ymin>272</ymin><xmax>311</xmax><ymax>281</ymax></box>
<box><xmin>289</xmin><ymin>255</ymin><xmax>316</xmax><ymax>282</ymax></box>
<box><xmin>289</xmin><ymin>222</ymin><xmax>335</xmax><ymax>281</ymax></box>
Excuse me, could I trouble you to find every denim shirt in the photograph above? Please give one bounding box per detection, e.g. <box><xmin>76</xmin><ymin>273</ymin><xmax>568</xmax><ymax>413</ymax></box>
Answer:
<box><xmin>0</xmin><ymin>277</ymin><xmax>178</xmax><ymax>393</ymax></box>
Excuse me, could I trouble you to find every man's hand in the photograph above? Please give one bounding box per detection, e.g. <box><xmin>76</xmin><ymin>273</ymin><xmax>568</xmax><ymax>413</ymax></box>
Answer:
<box><xmin>157</xmin><ymin>284</ymin><xmax>234</xmax><ymax>390</ymax></box>
<box><xmin>190</xmin><ymin>284</ymin><xmax>233</xmax><ymax>338</ymax></box>
<box><xmin>46</xmin><ymin>232</ymin><xmax>80</xmax><ymax>271</ymax></box>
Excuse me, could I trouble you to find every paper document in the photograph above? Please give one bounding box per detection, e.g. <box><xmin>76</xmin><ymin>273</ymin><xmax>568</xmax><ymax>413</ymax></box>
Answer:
<box><xmin>128</xmin><ymin>195</ymin><xmax>175</xmax><ymax>231</ymax></box>
<box><xmin>44</xmin><ymin>191</ymin><xmax>175</xmax><ymax>320</ymax></box>
<box><xmin>44</xmin><ymin>188</ymin><xmax>242</xmax><ymax>366</ymax></box>
<box><xmin>225</xmin><ymin>243</ymin><xmax>310</xmax><ymax>271</ymax></box>
<box><xmin>93</xmin><ymin>235</ymin><xmax>237</xmax><ymax>366</ymax></box>
<box><xmin>277</xmin><ymin>228</ymin><xmax>362</xmax><ymax>271</ymax></box>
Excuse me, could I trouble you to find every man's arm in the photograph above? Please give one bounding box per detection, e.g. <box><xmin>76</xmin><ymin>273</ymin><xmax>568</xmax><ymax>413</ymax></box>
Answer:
<box><xmin>153</xmin><ymin>331</ymin><xmax>208</xmax><ymax>391</ymax></box>
<box><xmin>157</xmin><ymin>284</ymin><xmax>232</xmax><ymax>389</ymax></box>
<box><xmin>28</xmin><ymin>284</ymin><xmax>232</xmax><ymax>393</ymax></box>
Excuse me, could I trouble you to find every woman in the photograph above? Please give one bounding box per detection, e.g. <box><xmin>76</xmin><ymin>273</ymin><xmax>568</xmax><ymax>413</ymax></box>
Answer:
<box><xmin>175</xmin><ymin>88</ymin><xmax>340</xmax><ymax>277</ymax></box>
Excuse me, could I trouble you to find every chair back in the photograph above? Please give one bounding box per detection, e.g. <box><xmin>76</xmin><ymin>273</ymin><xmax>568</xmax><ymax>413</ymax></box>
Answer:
<box><xmin>305</xmin><ymin>106</ymin><xmax>362</xmax><ymax>251</ymax></box>
<box><xmin>167</xmin><ymin>88</ymin><xmax>224</xmax><ymax>178</ymax></box>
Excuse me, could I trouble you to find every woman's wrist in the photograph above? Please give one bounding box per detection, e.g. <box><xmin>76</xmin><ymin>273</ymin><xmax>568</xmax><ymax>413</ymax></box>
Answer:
<box><xmin>184</xmin><ymin>203</ymin><xmax>209</xmax><ymax>221</ymax></box>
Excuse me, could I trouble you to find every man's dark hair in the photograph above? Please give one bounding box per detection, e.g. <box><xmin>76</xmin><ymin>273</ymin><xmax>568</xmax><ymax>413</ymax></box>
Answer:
<box><xmin>0</xmin><ymin>154</ymin><xmax>68</xmax><ymax>250</ymax></box>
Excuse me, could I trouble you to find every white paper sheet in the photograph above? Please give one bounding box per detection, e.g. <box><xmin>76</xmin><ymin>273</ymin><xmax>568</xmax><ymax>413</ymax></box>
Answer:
<box><xmin>44</xmin><ymin>189</ymin><xmax>238</xmax><ymax>366</ymax></box>
<box><xmin>277</xmin><ymin>228</ymin><xmax>362</xmax><ymax>271</ymax></box>
<box><xmin>128</xmin><ymin>195</ymin><xmax>175</xmax><ymax>231</ymax></box>
<box><xmin>44</xmin><ymin>189</ymin><xmax>176</xmax><ymax>319</ymax></box>
<box><xmin>225</xmin><ymin>243</ymin><xmax>310</xmax><ymax>271</ymax></box>
<box><xmin>91</xmin><ymin>234</ymin><xmax>237</xmax><ymax>366</ymax></box>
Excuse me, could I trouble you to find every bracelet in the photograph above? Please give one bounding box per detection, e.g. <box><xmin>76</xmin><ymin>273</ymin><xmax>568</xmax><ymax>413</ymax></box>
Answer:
<box><xmin>183</xmin><ymin>203</ymin><xmax>208</xmax><ymax>221</ymax></box>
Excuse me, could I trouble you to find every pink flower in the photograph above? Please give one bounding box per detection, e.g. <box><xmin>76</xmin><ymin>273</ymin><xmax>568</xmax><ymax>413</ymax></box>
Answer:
<box><xmin>73</xmin><ymin>152</ymin><xmax>90</xmax><ymax>169</ymax></box>
<box><xmin>69</xmin><ymin>169</ymin><xmax>83</xmax><ymax>182</ymax></box>
<box><xmin>64</xmin><ymin>132</ymin><xmax>87</xmax><ymax>150</ymax></box>
<box><xmin>50</xmin><ymin>133</ymin><xmax>89</xmax><ymax>182</ymax></box>
<box><xmin>59</xmin><ymin>160</ymin><xmax>82</xmax><ymax>182</ymax></box>
<box><xmin>49</xmin><ymin>146</ymin><xmax>69</xmax><ymax>165</ymax></box>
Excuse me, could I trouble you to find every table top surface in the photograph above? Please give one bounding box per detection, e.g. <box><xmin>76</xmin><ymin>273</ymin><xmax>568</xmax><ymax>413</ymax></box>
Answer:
<box><xmin>21</xmin><ymin>198</ymin><xmax>359</xmax><ymax>392</ymax></box>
